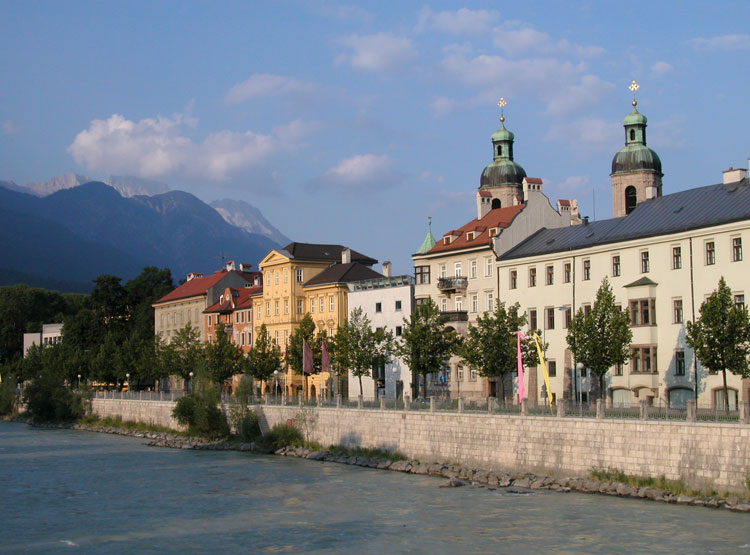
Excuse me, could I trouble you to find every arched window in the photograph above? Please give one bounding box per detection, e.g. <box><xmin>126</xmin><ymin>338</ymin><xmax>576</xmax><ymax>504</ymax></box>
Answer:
<box><xmin>491</xmin><ymin>198</ymin><xmax>501</xmax><ymax>209</ymax></box>
<box><xmin>497</xmin><ymin>145</ymin><xmax>502</xmax><ymax>156</ymax></box>
<box><xmin>629</xmin><ymin>129</ymin><xmax>636</xmax><ymax>141</ymax></box>
<box><xmin>625</xmin><ymin>186</ymin><xmax>637</xmax><ymax>214</ymax></box>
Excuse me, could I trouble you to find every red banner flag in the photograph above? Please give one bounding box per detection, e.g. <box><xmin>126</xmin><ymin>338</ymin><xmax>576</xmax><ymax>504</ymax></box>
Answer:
<box><xmin>321</xmin><ymin>338</ymin><xmax>330</xmax><ymax>373</ymax></box>
<box><xmin>303</xmin><ymin>339</ymin><xmax>313</xmax><ymax>374</ymax></box>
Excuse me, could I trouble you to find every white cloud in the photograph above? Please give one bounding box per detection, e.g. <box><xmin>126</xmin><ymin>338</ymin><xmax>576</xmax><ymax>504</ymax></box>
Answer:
<box><xmin>430</xmin><ymin>96</ymin><xmax>461</xmax><ymax>116</ymax></box>
<box><xmin>68</xmin><ymin>113</ymin><xmax>313</xmax><ymax>181</ymax></box>
<box><xmin>648</xmin><ymin>117</ymin><xmax>688</xmax><ymax>150</ymax></box>
<box><xmin>689</xmin><ymin>34</ymin><xmax>750</xmax><ymax>51</ymax></box>
<box><xmin>492</xmin><ymin>25</ymin><xmax>604</xmax><ymax>58</ymax></box>
<box><xmin>545</xmin><ymin>117</ymin><xmax>620</xmax><ymax>155</ymax></box>
<box><xmin>651</xmin><ymin>61</ymin><xmax>674</xmax><ymax>77</ymax></box>
<box><xmin>336</xmin><ymin>33</ymin><xmax>417</xmax><ymax>72</ymax></box>
<box><xmin>311</xmin><ymin>153</ymin><xmax>405</xmax><ymax>193</ymax></box>
<box><xmin>1</xmin><ymin>120</ymin><xmax>16</xmax><ymax>135</ymax></box>
<box><xmin>225</xmin><ymin>74</ymin><xmax>316</xmax><ymax>104</ymax></box>
<box><xmin>273</xmin><ymin>119</ymin><xmax>321</xmax><ymax>143</ymax></box>
<box><xmin>417</xmin><ymin>7</ymin><xmax>500</xmax><ymax>34</ymax></box>
<box><xmin>545</xmin><ymin>74</ymin><xmax>616</xmax><ymax>115</ymax></box>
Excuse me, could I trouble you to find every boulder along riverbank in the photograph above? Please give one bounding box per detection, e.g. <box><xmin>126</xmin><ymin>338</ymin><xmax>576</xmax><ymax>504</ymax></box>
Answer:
<box><xmin>29</xmin><ymin>421</ymin><xmax>750</xmax><ymax>513</ymax></box>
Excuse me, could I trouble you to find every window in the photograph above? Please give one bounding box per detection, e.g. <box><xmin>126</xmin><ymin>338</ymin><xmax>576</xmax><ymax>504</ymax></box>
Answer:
<box><xmin>240</xmin><ymin>332</ymin><xmax>245</xmax><ymax>346</ymax></box>
<box><xmin>415</xmin><ymin>266</ymin><xmax>430</xmax><ymax>284</ymax></box>
<box><xmin>510</xmin><ymin>270</ymin><xmax>518</xmax><ymax>289</ymax></box>
<box><xmin>735</xmin><ymin>294</ymin><xmax>745</xmax><ymax>310</ymax></box>
<box><xmin>455</xmin><ymin>296</ymin><xmax>463</xmax><ymax>311</ymax></box>
<box><xmin>454</xmin><ymin>262</ymin><xmax>462</xmax><ymax>277</ymax></box>
<box><xmin>614</xmin><ymin>363</ymin><xmax>623</xmax><ymax>376</ymax></box>
<box><xmin>675</xmin><ymin>350</ymin><xmax>686</xmax><ymax>376</ymax></box>
<box><xmin>310</xmin><ymin>298</ymin><xmax>315</xmax><ymax>313</ymax></box>
<box><xmin>441</xmin><ymin>298</ymin><xmax>447</xmax><ymax>312</ymax></box>
<box><xmin>284</xmin><ymin>300</ymin><xmax>289</xmax><ymax>315</ymax></box>
<box><xmin>284</xmin><ymin>330</ymin><xmax>289</xmax><ymax>345</ymax></box>
<box><xmin>330</xmin><ymin>296</ymin><xmax>335</xmax><ymax>312</ymax></box>
<box><xmin>486</xmin><ymin>292</ymin><xmax>494</xmax><ymax>312</ymax></box>
<box><xmin>319</xmin><ymin>298</ymin><xmax>324</xmax><ymax>313</ymax></box>
<box><xmin>625</xmin><ymin>186</ymin><xmax>637</xmax><ymax>214</ymax></box>
<box><xmin>257</xmin><ymin>305</ymin><xmax>262</xmax><ymax>320</ymax></box>
<box><xmin>457</xmin><ymin>367</ymin><xmax>464</xmax><ymax>381</ymax></box>
<box><xmin>275</xmin><ymin>300</ymin><xmax>280</xmax><ymax>315</ymax></box>
<box><xmin>296</xmin><ymin>268</ymin><xmax>303</xmax><ymax>282</ymax></box>
<box><xmin>673</xmin><ymin>299</ymin><xmax>683</xmax><ymax>323</ymax></box>
<box><xmin>612</xmin><ymin>255</ymin><xmax>621</xmax><ymax>277</ymax></box>
<box><xmin>470</xmin><ymin>368</ymin><xmax>477</xmax><ymax>381</ymax></box>
<box><xmin>564</xmin><ymin>262</ymin><xmax>571</xmax><ymax>283</ymax></box>
<box><xmin>275</xmin><ymin>331</ymin><xmax>279</xmax><ymax>345</ymax></box>
<box><xmin>733</xmin><ymin>237</ymin><xmax>743</xmax><ymax>262</ymax></box>
<box><xmin>470</xmin><ymin>260</ymin><xmax>477</xmax><ymax>279</ymax></box>
<box><xmin>548</xmin><ymin>360</ymin><xmax>557</xmax><ymax>378</ymax></box>
<box><xmin>563</xmin><ymin>307</ymin><xmax>572</xmax><ymax>328</ymax></box>
<box><xmin>284</xmin><ymin>269</ymin><xmax>289</xmax><ymax>283</ymax></box>
<box><xmin>582</xmin><ymin>260</ymin><xmax>591</xmax><ymax>280</ymax></box>
<box><xmin>545</xmin><ymin>265</ymin><xmax>554</xmax><ymax>286</ymax></box>
<box><xmin>275</xmin><ymin>271</ymin><xmax>279</xmax><ymax>285</ymax></box>
<box><xmin>672</xmin><ymin>246</ymin><xmax>682</xmax><ymax>269</ymax></box>
<box><xmin>207</xmin><ymin>315</ymin><xmax>212</xmax><ymax>326</ymax></box>
<box><xmin>375</xmin><ymin>302</ymin><xmax>382</xmax><ymax>313</ymax></box>
<box><xmin>529</xmin><ymin>309</ymin><xmax>537</xmax><ymax>330</ymax></box>
<box><xmin>266</xmin><ymin>272</ymin><xmax>271</xmax><ymax>284</ymax></box>
<box><xmin>545</xmin><ymin>307</ymin><xmax>555</xmax><ymax>330</ymax></box>
<box><xmin>471</xmin><ymin>295</ymin><xmax>478</xmax><ymax>313</ymax></box>
<box><xmin>395</xmin><ymin>326</ymin><xmax>402</xmax><ymax>337</ymax></box>
<box><xmin>706</xmin><ymin>241</ymin><xmax>716</xmax><ymax>265</ymax></box>
<box><xmin>529</xmin><ymin>267</ymin><xmax>537</xmax><ymax>287</ymax></box>
<box><xmin>640</xmin><ymin>251</ymin><xmax>650</xmax><ymax>273</ymax></box>
<box><xmin>395</xmin><ymin>300</ymin><xmax>402</xmax><ymax>311</ymax></box>
<box><xmin>630</xmin><ymin>298</ymin><xmax>656</xmax><ymax>326</ymax></box>
<box><xmin>266</xmin><ymin>303</ymin><xmax>271</xmax><ymax>317</ymax></box>
<box><xmin>631</xmin><ymin>346</ymin><xmax>657</xmax><ymax>373</ymax></box>
<box><xmin>439</xmin><ymin>265</ymin><xmax>447</xmax><ymax>278</ymax></box>
<box><xmin>297</xmin><ymin>300</ymin><xmax>303</xmax><ymax>314</ymax></box>
<box><xmin>486</xmin><ymin>257</ymin><xmax>493</xmax><ymax>277</ymax></box>
<box><xmin>583</xmin><ymin>303</ymin><xmax>592</xmax><ymax>316</ymax></box>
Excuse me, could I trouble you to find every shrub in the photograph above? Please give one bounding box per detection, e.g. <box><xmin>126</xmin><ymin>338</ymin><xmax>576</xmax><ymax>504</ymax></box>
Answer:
<box><xmin>23</xmin><ymin>370</ymin><xmax>84</xmax><ymax>423</ymax></box>
<box><xmin>235</xmin><ymin>411</ymin><xmax>262</xmax><ymax>442</ymax></box>
<box><xmin>0</xmin><ymin>374</ymin><xmax>18</xmax><ymax>416</ymax></box>
<box><xmin>260</xmin><ymin>423</ymin><xmax>303</xmax><ymax>451</ymax></box>
<box><xmin>172</xmin><ymin>383</ymin><xmax>229</xmax><ymax>439</ymax></box>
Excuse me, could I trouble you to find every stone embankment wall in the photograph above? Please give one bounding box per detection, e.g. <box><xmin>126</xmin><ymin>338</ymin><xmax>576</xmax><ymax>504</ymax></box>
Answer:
<box><xmin>92</xmin><ymin>399</ymin><xmax>750</xmax><ymax>495</ymax></box>
<box><xmin>92</xmin><ymin>399</ymin><xmax>184</xmax><ymax>431</ymax></box>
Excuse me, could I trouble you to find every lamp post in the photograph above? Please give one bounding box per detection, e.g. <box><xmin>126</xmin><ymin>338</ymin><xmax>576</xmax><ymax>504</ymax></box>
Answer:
<box><xmin>77</xmin><ymin>374</ymin><xmax>81</xmax><ymax>389</ymax></box>
<box><xmin>126</xmin><ymin>373</ymin><xmax>130</xmax><ymax>398</ymax></box>
<box><xmin>576</xmin><ymin>362</ymin><xmax>584</xmax><ymax>416</ymax></box>
<box><xmin>274</xmin><ymin>369</ymin><xmax>279</xmax><ymax>403</ymax></box>
<box><xmin>188</xmin><ymin>371</ymin><xmax>194</xmax><ymax>394</ymax></box>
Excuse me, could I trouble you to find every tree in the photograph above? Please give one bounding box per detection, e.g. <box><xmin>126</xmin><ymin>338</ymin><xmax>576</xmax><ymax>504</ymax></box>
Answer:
<box><xmin>459</xmin><ymin>301</ymin><xmax>541</xmax><ymax>402</ymax></box>
<box><xmin>687</xmin><ymin>277</ymin><xmax>750</xmax><ymax>412</ymax></box>
<box><xmin>205</xmin><ymin>323</ymin><xmax>244</xmax><ymax>385</ymax></box>
<box><xmin>288</xmin><ymin>313</ymin><xmax>318</xmax><ymax>375</ymax></box>
<box><xmin>396</xmin><ymin>298</ymin><xmax>457</xmax><ymax>399</ymax></box>
<box><xmin>157</xmin><ymin>323</ymin><xmax>204</xmax><ymax>381</ymax></box>
<box><xmin>335</xmin><ymin>307</ymin><xmax>394</xmax><ymax>396</ymax></box>
<box><xmin>247</xmin><ymin>324</ymin><xmax>282</xmax><ymax>386</ymax></box>
<box><xmin>566</xmin><ymin>277</ymin><xmax>632</xmax><ymax>401</ymax></box>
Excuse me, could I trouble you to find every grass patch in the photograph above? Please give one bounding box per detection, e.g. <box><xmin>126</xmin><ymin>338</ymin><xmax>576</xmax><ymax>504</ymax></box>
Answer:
<box><xmin>78</xmin><ymin>415</ymin><xmax>189</xmax><ymax>436</ymax></box>
<box><xmin>325</xmin><ymin>444</ymin><xmax>407</xmax><ymax>462</ymax></box>
<box><xmin>590</xmin><ymin>467</ymin><xmax>707</xmax><ymax>498</ymax></box>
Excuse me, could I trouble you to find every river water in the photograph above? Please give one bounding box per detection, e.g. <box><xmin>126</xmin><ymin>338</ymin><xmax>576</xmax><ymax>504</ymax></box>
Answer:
<box><xmin>1</xmin><ymin>422</ymin><xmax>748</xmax><ymax>554</ymax></box>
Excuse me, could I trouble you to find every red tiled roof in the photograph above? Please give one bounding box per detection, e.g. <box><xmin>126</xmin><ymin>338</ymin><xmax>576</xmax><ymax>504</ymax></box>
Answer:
<box><xmin>154</xmin><ymin>269</ymin><xmax>257</xmax><ymax>304</ymax></box>
<box><xmin>524</xmin><ymin>177</ymin><xmax>543</xmax><ymax>184</ymax></box>
<box><xmin>424</xmin><ymin>204</ymin><xmax>525</xmax><ymax>255</ymax></box>
<box><xmin>558</xmin><ymin>199</ymin><xmax>571</xmax><ymax>206</ymax></box>
<box><xmin>478</xmin><ymin>190</ymin><xmax>492</xmax><ymax>197</ymax></box>
<box><xmin>204</xmin><ymin>285</ymin><xmax>262</xmax><ymax>313</ymax></box>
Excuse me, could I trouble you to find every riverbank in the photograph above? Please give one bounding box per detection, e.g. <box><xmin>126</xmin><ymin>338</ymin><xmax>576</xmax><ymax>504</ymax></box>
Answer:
<box><xmin>29</xmin><ymin>420</ymin><xmax>750</xmax><ymax>513</ymax></box>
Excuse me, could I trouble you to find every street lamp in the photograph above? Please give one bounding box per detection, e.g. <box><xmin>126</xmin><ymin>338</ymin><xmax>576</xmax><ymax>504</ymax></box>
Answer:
<box><xmin>126</xmin><ymin>373</ymin><xmax>130</xmax><ymax>398</ymax></box>
<box><xmin>188</xmin><ymin>371</ymin><xmax>194</xmax><ymax>394</ymax></box>
<box><xmin>274</xmin><ymin>369</ymin><xmax>279</xmax><ymax>403</ymax></box>
<box><xmin>392</xmin><ymin>367</ymin><xmax>398</xmax><ymax>402</ymax></box>
<box><xmin>575</xmin><ymin>362</ymin><xmax>584</xmax><ymax>414</ymax></box>
<box><xmin>77</xmin><ymin>374</ymin><xmax>81</xmax><ymax>389</ymax></box>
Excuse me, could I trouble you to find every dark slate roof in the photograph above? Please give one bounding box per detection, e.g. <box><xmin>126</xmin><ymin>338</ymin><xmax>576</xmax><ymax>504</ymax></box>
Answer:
<box><xmin>501</xmin><ymin>179</ymin><xmax>750</xmax><ymax>260</ymax></box>
<box><xmin>303</xmin><ymin>262</ymin><xmax>383</xmax><ymax>287</ymax></box>
<box><xmin>281</xmin><ymin>242</ymin><xmax>377</xmax><ymax>265</ymax></box>
<box><xmin>624</xmin><ymin>277</ymin><xmax>658</xmax><ymax>288</ymax></box>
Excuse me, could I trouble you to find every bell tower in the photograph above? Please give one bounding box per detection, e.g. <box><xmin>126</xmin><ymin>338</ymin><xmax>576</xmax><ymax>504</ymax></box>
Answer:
<box><xmin>610</xmin><ymin>81</ymin><xmax>663</xmax><ymax>218</ymax></box>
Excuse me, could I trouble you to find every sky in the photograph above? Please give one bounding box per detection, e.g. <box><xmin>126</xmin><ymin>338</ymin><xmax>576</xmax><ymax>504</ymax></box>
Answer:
<box><xmin>2</xmin><ymin>1</ymin><xmax>750</xmax><ymax>275</ymax></box>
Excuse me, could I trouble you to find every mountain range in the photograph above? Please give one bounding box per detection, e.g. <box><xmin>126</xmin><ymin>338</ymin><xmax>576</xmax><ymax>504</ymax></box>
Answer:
<box><xmin>0</xmin><ymin>177</ymin><xmax>291</xmax><ymax>292</ymax></box>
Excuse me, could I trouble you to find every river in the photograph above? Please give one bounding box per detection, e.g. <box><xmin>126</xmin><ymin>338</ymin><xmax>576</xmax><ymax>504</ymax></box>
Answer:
<box><xmin>0</xmin><ymin>422</ymin><xmax>748</xmax><ymax>553</ymax></box>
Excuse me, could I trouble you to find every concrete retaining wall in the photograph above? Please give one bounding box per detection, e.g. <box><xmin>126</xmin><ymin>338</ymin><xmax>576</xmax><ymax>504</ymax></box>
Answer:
<box><xmin>92</xmin><ymin>398</ymin><xmax>185</xmax><ymax>431</ymax></box>
<box><xmin>91</xmin><ymin>399</ymin><xmax>750</xmax><ymax>494</ymax></box>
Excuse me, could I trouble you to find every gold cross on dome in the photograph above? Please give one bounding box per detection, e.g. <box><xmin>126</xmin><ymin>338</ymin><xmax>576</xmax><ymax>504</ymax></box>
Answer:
<box><xmin>629</xmin><ymin>80</ymin><xmax>640</xmax><ymax>106</ymax></box>
<box><xmin>497</xmin><ymin>97</ymin><xmax>507</xmax><ymax>122</ymax></box>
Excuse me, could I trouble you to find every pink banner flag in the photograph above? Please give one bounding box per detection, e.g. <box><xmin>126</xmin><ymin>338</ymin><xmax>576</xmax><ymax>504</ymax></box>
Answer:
<box><xmin>321</xmin><ymin>338</ymin><xmax>330</xmax><ymax>373</ymax></box>
<box><xmin>516</xmin><ymin>332</ymin><xmax>526</xmax><ymax>403</ymax></box>
<box><xmin>303</xmin><ymin>339</ymin><xmax>313</xmax><ymax>374</ymax></box>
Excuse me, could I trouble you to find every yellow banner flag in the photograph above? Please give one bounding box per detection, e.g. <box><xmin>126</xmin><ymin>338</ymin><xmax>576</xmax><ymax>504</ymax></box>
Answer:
<box><xmin>533</xmin><ymin>332</ymin><xmax>553</xmax><ymax>406</ymax></box>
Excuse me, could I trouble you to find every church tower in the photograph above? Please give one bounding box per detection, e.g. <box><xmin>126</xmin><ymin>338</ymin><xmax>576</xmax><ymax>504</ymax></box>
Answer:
<box><xmin>476</xmin><ymin>98</ymin><xmax>527</xmax><ymax>219</ymax></box>
<box><xmin>610</xmin><ymin>81</ymin><xmax>663</xmax><ymax>218</ymax></box>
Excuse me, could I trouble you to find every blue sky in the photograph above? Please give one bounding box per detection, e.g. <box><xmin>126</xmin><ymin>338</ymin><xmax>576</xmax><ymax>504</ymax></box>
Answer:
<box><xmin>2</xmin><ymin>1</ymin><xmax>750</xmax><ymax>274</ymax></box>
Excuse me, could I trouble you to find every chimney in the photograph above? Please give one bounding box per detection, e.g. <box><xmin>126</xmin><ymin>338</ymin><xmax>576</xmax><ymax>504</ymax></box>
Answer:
<box><xmin>723</xmin><ymin>166</ymin><xmax>747</xmax><ymax>184</ymax></box>
<box><xmin>341</xmin><ymin>248</ymin><xmax>351</xmax><ymax>264</ymax></box>
<box><xmin>186</xmin><ymin>272</ymin><xmax>203</xmax><ymax>282</ymax></box>
<box><xmin>382</xmin><ymin>261</ymin><xmax>392</xmax><ymax>277</ymax></box>
<box><xmin>225</xmin><ymin>260</ymin><xmax>235</xmax><ymax>271</ymax></box>
<box><xmin>239</xmin><ymin>263</ymin><xmax>252</xmax><ymax>272</ymax></box>
<box><xmin>583</xmin><ymin>216</ymin><xmax>589</xmax><ymax>226</ymax></box>
<box><xmin>522</xmin><ymin>177</ymin><xmax>543</xmax><ymax>202</ymax></box>
<box><xmin>476</xmin><ymin>191</ymin><xmax>491</xmax><ymax>220</ymax></box>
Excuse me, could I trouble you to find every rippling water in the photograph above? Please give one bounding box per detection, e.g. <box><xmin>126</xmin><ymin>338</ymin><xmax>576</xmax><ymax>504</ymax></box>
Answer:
<box><xmin>1</xmin><ymin>422</ymin><xmax>749</xmax><ymax>554</ymax></box>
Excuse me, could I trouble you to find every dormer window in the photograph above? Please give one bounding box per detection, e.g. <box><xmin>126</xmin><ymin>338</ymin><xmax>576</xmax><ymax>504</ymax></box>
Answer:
<box><xmin>466</xmin><ymin>231</ymin><xmax>475</xmax><ymax>241</ymax></box>
<box><xmin>489</xmin><ymin>227</ymin><xmax>497</xmax><ymax>237</ymax></box>
<box><xmin>443</xmin><ymin>236</ymin><xmax>451</xmax><ymax>245</ymax></box>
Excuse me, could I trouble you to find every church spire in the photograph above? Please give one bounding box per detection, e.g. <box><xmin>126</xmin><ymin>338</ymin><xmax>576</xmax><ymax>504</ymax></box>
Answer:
<box><xmin>415</xmin><ymin>216</ymin><xmax>436</xmax><ymax>254</ymax></box>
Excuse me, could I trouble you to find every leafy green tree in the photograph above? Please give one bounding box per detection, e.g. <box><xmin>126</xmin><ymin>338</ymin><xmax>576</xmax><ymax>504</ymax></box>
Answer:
<box><xmin>90</xmin><ymin>275</ymin><xmax>128</xmax><ymax>328</ymax></box>
<box><xmin>205</xmin><ymin>323</ymin><xmax>243</xmax><ymax>385</ymax></box>
<box><xmin>566</xmin><ymin>278</ymin><xmax>632</xmax><ymax>401</ymax></box>
<box><xmin>247</xmin><ymin>324</ymin><xmax>282</xmax><ymax>386</ymax></box>
<box><xmin>124</xmin><ymin>266</ymin><xmax>174</xmax><ymax>342</ymax></box>
<box><xmin>335</xmin><ymin>307</ymin><xmax>394</xmax><ymax>396</ymax></box>
<box><xmin>459</xmin><ymin>302</ymin><xmax>541</xmax><ymax>402</ymax></box>
<box><xmin>157</xmin><ymin>323</ymin><xmax>204</xmax><ymax>381</ymax></box>
<box><xmin>21</xmin><ymin>344</ymin><xmax>85</xmax><ymax>422</ymax></box>
<box><xmin>172</xmin><ymin>376</ymin><xmax>229</xmax><ymax>438</ymax></box>
<box><xmin>396</xmin><ymin>298</ymin><xmax>457</xmax><ymax>399</ymax></box>
<box><xmin>687</xmin><ymin>277</ymin><xmax>750</xmax><ymax>411</ymax></box>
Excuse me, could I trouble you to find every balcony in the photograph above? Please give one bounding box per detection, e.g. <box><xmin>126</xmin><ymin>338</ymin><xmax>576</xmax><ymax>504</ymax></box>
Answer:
<box><xmin>437</xmin><ymin>276</ymin><xmax>468</xmax><ymax>294</ymax></box>
<box><xmin>440</xmin><ymin>310</ymin><xmax>468</xmax><ymax>323</ymax></box>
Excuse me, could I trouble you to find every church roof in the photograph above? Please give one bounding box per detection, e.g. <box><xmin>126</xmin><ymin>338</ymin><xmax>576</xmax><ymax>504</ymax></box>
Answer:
<box><xmin>501</xmin><ymin>178</ymin><xmax>750</xmax><ymax>260</ymax></box>
<box><xmin>303</xmin><ymin>262</ymin><xmax>383</xmax><ymax>287</ymax></box>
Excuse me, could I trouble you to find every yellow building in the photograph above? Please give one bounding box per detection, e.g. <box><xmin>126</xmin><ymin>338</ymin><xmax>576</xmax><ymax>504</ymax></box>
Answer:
<box><xmin>256</xmin><ymin>242</ymin><xmax>378</xmax><ymax>398</ymax></box>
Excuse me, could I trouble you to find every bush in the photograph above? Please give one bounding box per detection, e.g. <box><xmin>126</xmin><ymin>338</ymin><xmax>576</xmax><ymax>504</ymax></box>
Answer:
<box><xmin>23</xmin><ymin>372</ymin><xmax>84</xmax><ymax>423</ymax></box>
<box><xmin>0</xmin><ymin>374</ymin><xmax>18</xmax><ymax>416</ymax></box>
<box><xmin>235</xmin><ymin>411</ymin><xmax>262</xmax><ymax>442</ymax></box>
<box><xmin>172</xmin><ymin>385</ymin><xmax>229</xmax><ymax>439</ymax></box>
<box><xmin>259</xmin><ymin>423</ymin><xmax>303</xmax><ymax>451</ymax></box>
